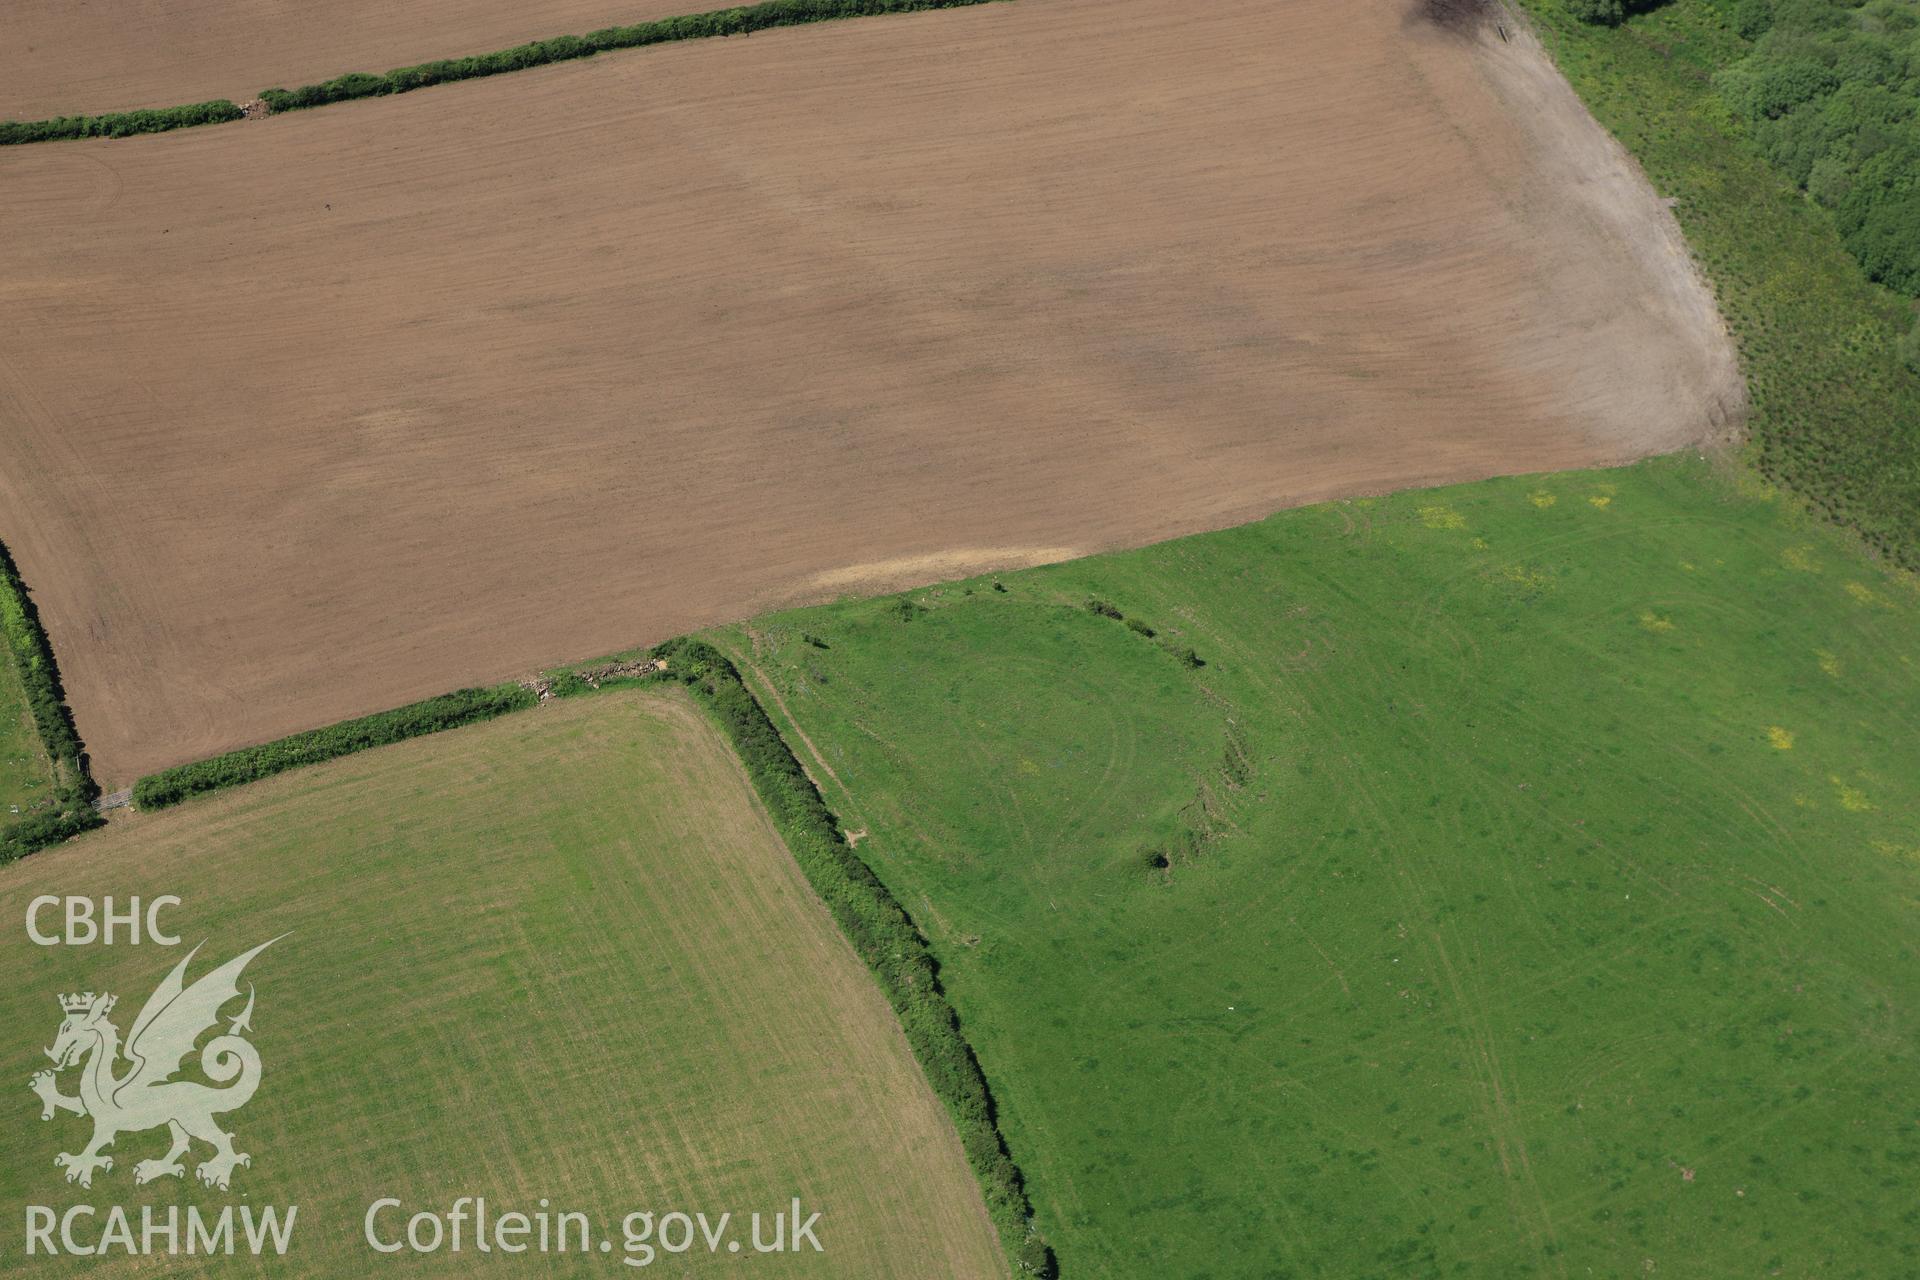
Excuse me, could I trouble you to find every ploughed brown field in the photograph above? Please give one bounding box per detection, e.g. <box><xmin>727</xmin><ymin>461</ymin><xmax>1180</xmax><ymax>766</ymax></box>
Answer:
<box><xmin>0</xmin><ymin>0</ymin><xmax>1742</xmax><ymax>786</ymax></box>
<box><xmin>0</xmin><ymin>0</ymin><xmax>694</xmax><ymax>118</ymax></box>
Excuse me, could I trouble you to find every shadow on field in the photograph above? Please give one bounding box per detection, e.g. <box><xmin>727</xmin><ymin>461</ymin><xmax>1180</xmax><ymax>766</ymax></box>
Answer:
<box><xmin>1411</xmin><ymin>0</ymin><xmax>1675</xmax><ymax>33</ymax></box>
<box><xmin>1409</xmin><ymin>0</ymin><xmax>1502</xmax><ymax>37</ymax></box>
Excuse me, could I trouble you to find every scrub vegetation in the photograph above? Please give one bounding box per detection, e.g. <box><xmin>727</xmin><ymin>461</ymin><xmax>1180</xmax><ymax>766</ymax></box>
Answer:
<box><xmin>1535</xmin><ymin>0</ymin><xmax>1920</xmax><ymax>564</ymax></box>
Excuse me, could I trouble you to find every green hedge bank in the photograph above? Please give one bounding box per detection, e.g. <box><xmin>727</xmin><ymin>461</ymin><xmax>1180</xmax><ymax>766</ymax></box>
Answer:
<box><xmin>0</xmin><ymin>540</ymin><xmax>102</xmax><ymax>863</ymax></box>
<box><xmin>653</xmin><ymin>637</ymin><xmax>1055</xmax><ymax>1277</ymax></box>
<box><xmin>132</xmin><ymin>683</ymin><xmax>537</xmax><ymax>809</ymax></box>
<box><xmin>0</xmin><ymin>100</ymin><xmax>243</xmax><ymax>146</ymax></box>
<box><xmin>260</xmin><ymin>0</ymin><xmax>997</xmax><ymax>112</ymax></box>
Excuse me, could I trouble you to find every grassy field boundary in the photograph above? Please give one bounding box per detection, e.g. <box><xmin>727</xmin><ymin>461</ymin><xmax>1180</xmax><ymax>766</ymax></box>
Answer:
<box><xmin>652</xmin><ymin>635</ymin><xmax>1055</xmax><ymax>1278</ymax></box>
<box><xmin>0</xmin><ymin>540</ymin><xmax>101</xmax><ymax>863</ymax></box>
<box><xmin>0</xmin><ymin>0</ymin><xmax>1001</xmax><ymax>144</ymax></box>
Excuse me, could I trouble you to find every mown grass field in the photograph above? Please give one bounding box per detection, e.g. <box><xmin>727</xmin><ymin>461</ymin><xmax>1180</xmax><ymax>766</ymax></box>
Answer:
<box><xmin>719</xmin><ymin>456</ymin><xmax>1920</xmax><ymax>1277</ymax></box>
<box><xmin>0</xmin><ymin>689</ymin><xmax>1002</xmax><ymax>1277</ymax></box>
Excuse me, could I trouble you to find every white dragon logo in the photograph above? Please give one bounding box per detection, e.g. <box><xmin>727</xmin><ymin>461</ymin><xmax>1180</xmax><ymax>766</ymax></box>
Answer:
<box><xmin>29</xmin><ymin>937</ymin><xmax>282</xmax><ymax>1190</ymax></box>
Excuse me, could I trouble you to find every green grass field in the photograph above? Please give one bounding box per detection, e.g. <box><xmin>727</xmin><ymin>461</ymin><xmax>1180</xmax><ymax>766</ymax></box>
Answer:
<box><xmin>0</xmin><ymin>554</ymin><xmax>57</xmax><ymax>824</ymax></box>
<box><xmin>717</xmin><ymin>456</ymin><xmax>1920</xmax><ymax>1277</ymax></box>
<box><xmin>0</xmin><ymin>689</ymin><xmax>1003</xmax><ymax>1277</ymax></box>
<box><xmin>0</xmin><ymin>649</ymin><xmax>52</xmax><ymax>820</ymax></box>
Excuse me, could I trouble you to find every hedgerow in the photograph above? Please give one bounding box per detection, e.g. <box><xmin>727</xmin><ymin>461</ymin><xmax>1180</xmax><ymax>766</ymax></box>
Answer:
<box><xmin>260</xmin><ymin>0</ymin><xmax>999</xmax><ymax>112</ymax></box>
<box><xmin>0</xmin><ymin>543</ymin><xmax>90</xmax><ymax>793</ymax></box>
<box><xmin>653</xmin><ymin>636</ymin><xmax>1054</xmax><ymax>1277</ymax></box>
<box><xmin>0</xmin><ymin>101</ymin><xmax>243</xmax><ymax>146</ymax></box>
<box><xmin>0</xmin><ymin>807</ymin><xmax>104</xmax><ymax>864</ymax></box>
<box><xmin>132</xmin><ymin>683</ymin><xmax>537</xmax><ymax>809</ymax></box>
<box><xmin>0</xmin><ymin>540</ymin><xmax>101</xmax><ymax>863</ymax></box>
<box><xmin>2</xmin><ymin>1</ymin><xmax>994</xmax><ymax>145</ymax></box>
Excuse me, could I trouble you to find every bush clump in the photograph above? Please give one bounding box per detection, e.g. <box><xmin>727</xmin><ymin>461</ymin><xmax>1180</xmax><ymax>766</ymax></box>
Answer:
<box><xmin>0</xmin><ymin>100</ymin><xmax>243</xmax><ymax>146</ymax></box>
<box><xmin>1169</xmin><ymin>644</ymin><xmax>1206</xmax><ymax>668</ymax></box>
<box><xmin>133</xmin><ymin>683</ymin><xmax>537</xmax><ymax>809</ymax></box>
<box><xmin>653</xmin><ymin>637</ymin><xmax>1055</xmax><ymax>1277</ymax></box>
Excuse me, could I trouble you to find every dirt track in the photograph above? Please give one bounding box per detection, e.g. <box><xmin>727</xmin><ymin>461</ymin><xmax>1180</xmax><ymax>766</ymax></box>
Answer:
<box><xmin>0</xmin><ymin>0</ymin><xmax>694</xmax><ymax>118</ymax></box>
<box><xmin>0</xmin><ymin>0</ymin><xmax>1742</xmax><ymax>785</ymax></box>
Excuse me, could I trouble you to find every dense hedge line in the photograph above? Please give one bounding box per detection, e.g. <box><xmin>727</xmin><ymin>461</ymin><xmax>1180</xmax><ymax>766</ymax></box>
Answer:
<box><xmin>0</xmin><ymin>807</ymin><xmax>104</xmax><ymax>864</ymax></box>
<box><xmin>0</xmin><ymin>101</ymin><xmax>242</xmax><ymax>146</ymax></box>
<box><xmin>261</xmin><ymin>0</ymin><xmax>997</xmax><ymax>112</ymax></box>
<box><xmin>0</xmin><ymin>542</ymin><xmax>91</xmax><ymax>793</ymax></box>
<box><xmin>654</xmin><ymin>637</ymin><xmax>1055</xmax><ymax>1277</ymax></box>
<box><xmin>0</xmin><ymin>540</ymin><xmax>102</xmax><ymax>865</ymax></box>
<box><xmin>132</xmin><ymin>683</ymin><xmax>537</xmax><ymax>809</ymax></box>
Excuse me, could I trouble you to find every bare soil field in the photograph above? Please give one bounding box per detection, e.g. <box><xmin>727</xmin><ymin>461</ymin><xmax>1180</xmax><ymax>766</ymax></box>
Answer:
<box><xmin>0</xmin><ymin>0</ymin><xmax>1742</xmax><ymax>785</ymax></box>
<box><xmin>0</xmin><ymin>0</ymin><xmax>696</xmax><ymax>119</ymax></box>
